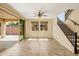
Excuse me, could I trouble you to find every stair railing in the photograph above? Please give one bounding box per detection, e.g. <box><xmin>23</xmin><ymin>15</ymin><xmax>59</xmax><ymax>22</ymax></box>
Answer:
<box><xmin>57</xmin><ymin>17</ymin><xmax>77</xmax><ymax>54</ymax></box>
<box><xmin>74</xmin><ymin>32</ymin><xmax>77</xmax><ymax>54</ymax></box>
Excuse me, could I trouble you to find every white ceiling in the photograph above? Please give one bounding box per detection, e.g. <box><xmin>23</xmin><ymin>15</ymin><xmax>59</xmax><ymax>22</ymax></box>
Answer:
<box><xmin>8</xmin><ymin>3</ymin><xmax>79</xmax><ymax>19</ymax></box>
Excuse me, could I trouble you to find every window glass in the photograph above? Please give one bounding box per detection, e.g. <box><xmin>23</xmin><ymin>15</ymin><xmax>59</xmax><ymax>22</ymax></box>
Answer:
<box><xmin>40</xmin><ymin>21</ymin><xmax>48</xmax><ymax>31</ymax></box>
<box><xmin>31</xmin><ymin>21</ymin><xmax>39</xmax><ymax>31</ymax></box>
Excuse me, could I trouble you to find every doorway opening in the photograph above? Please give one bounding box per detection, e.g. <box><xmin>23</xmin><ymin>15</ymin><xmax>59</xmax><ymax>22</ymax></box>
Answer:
<box><xmin>0</xmin><ymin>20</ymin><xmax>19</xmax><ymax>41</ymax></box>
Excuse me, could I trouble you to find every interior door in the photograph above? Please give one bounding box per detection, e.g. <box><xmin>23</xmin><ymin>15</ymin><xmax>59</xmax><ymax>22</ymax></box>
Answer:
<box><xmin>19</xmin><ymin>19</ymin><xmax>25</xmax><ymax>41</ymax></box>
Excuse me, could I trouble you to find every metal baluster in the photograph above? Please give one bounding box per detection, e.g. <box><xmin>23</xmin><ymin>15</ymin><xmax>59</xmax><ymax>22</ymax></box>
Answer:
<box><xmin>74</xmin><ymin>32</ymin><xmax>77</xmax><ymax>54</ymax></box>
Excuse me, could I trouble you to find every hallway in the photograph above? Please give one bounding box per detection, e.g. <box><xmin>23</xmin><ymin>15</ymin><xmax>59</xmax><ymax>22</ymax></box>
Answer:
<box><xmin>0</xmin><ymin>38</ymin><xmax>75</xmax><ymax>56</ymax></box>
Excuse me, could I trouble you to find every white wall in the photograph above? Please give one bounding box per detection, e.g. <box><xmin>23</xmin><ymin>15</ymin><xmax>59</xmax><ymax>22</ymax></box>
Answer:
<box><xmin>53</xmin><ymin>19</ymin><xmax>74</xmax><ymax>53</ymax></box>
<box><xmin>25</xmin><ymin>19</ymin><xmax>53</xmax><ymax>38</ymax></box>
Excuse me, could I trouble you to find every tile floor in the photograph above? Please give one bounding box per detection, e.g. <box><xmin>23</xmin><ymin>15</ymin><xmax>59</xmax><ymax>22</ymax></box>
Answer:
<box><xmin>0</xmin><ymin>35</ymin><xmax>19</xmax><ymax>41</ymax></box>
<box><xmin>0</xmin><ymin>35</ymin><xmax>19</xmax><ymax>53</ymax></box>
<box><xmin>0</xmin><ymin>38</ymin><xmax>76</xmax><ymax>56</ymax></box>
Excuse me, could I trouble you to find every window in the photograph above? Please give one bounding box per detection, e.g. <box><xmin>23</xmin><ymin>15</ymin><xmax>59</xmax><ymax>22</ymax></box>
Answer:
<box><xmin>31</xmin><ymin>21</ymin><xmax>39</xmax><ymax>31</ymax></box>
<box><xmin>31</xmin><ymin>21</ymin><xmax>48</xmax><ymax>31</ymax></box>
<box><xmin>40</xmin><ymin>21</ymin><xmax>48</xmax><ymax>31</ymax></box>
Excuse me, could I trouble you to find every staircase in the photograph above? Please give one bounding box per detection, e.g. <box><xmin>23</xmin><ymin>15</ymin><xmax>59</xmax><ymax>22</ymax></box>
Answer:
<box><xmin>65</xmin><ymin>19</ymin><xmax>79</xmax><ymax>53</ymax></box>
<box><xmin>65</xmin><ymin>9</ymin><xmax>79</xmax><ymax>54</ymax></box>
<box><xmin>57</xmin><ymin>17</ymin><xmax>77</xmax><ymax>54</ymax></box>
<box><xmin>65</xmin><ymin>9</ymin><xmax>74</xmax><ymax>20</ymax></box>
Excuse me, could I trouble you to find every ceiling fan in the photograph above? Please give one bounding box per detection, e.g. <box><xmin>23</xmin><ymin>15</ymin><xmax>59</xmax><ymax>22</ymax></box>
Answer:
<box><xmin>33</xmin><ymin>9</ymin><xmax>47</xmax><ymax>18</ymax></box>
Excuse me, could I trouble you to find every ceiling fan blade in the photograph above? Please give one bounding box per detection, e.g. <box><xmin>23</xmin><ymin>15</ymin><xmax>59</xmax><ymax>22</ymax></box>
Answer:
<box><xmin>41</xmin><ymin>12</ymin><xmax>45</xmax><ymax>14</ymax></box>
<box><xmin>43</xmin><ymin>15</ymin><xmax>47</xmax><ymax>16</ymax></box>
